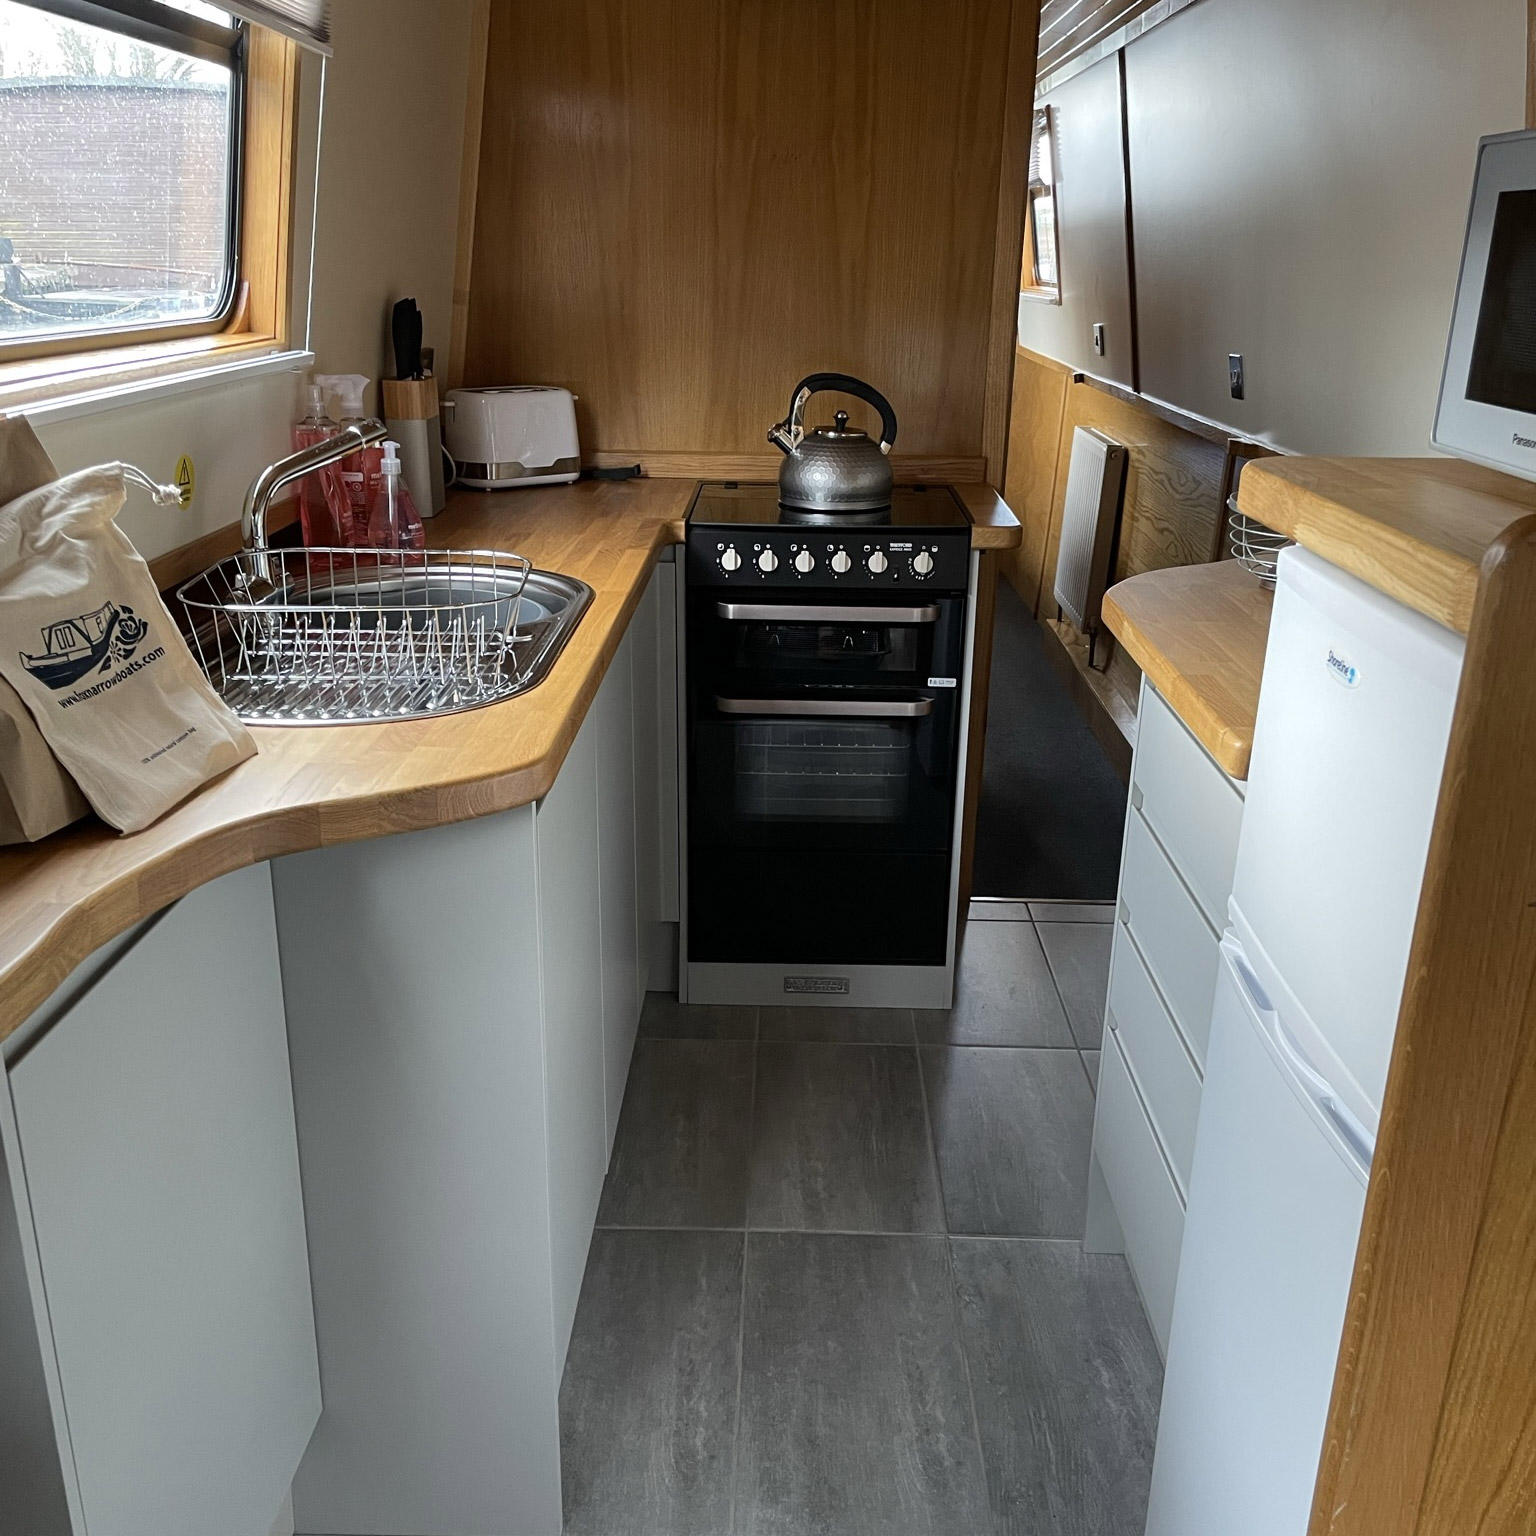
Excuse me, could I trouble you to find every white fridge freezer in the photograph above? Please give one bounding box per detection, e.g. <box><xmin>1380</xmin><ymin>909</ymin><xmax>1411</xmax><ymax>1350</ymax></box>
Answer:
<box><xmin>1145</xmin><ymin>545</ymin><xmax>1465</xmax><ymax>1536</ymax></box>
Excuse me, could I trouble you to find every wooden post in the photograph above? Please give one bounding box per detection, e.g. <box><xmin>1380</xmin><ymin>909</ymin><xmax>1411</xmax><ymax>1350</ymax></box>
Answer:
<box><xmin>1308</xmin><ymin>516</ymin><xmax>1536</xmax><ymax>1536</ymax></box>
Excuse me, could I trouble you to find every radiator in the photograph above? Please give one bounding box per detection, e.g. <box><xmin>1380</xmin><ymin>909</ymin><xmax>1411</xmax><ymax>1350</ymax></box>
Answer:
<box><xmin>1053</xmin><ymin>426</ymin><xmax>1128</xmax><ymax>632</ymax></box>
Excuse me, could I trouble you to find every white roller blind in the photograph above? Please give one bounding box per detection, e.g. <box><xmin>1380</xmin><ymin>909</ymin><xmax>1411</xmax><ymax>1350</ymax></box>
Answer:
<box><xmin>224</xmin><ymin>0</ymin><xmax>330</xmax><ymax>53</ymax></box>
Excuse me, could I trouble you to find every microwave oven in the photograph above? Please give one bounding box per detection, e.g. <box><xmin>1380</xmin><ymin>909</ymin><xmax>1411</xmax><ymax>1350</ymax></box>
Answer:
<box><xmin>1435</xmin><ymin>129</ymin><xmax>1536</xmax><ymax>480</ymax></box>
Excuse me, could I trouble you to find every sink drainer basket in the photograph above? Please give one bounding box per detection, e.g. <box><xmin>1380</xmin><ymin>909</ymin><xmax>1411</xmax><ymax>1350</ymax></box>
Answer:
<box><xmin>177</xmin><ymin>547</ymin><xmax>577</xmax><ymax>724</ymax></box>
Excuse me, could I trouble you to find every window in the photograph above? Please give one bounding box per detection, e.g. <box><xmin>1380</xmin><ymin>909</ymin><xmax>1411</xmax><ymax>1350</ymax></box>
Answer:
<box><xmin>0</xmin><ymin>0</ymin><xmax>245</xmax><ymax>354</ymax></box>
<box><xmin>1022</xmin><ymin>106</ymin><xmax>1060</xmax><ymax>303</ymax></box>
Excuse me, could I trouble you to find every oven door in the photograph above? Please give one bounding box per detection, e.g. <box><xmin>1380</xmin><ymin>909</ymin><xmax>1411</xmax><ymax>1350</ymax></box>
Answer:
<box><xmin>686</xmin><ymin>593</ymin><xmax>967</xmax><ymax>966</ymax></box>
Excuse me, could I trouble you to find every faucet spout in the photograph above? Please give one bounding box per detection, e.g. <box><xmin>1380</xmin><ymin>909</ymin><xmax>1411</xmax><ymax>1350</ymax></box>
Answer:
<box><xmin>241</xmin><ymin>419</ymin><xmax>389</xmax><ymax>556</ymax></box>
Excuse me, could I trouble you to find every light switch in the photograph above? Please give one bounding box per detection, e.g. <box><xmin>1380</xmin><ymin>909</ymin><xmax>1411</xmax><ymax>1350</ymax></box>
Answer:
<box><xmin>1092</xmin><ymin>323</ymin><xmax>1107</xmax><ymax>357</ymax></box>
<box><xmin>1229</xmin><ymin>353</ymin><xmax>1245</xmax><ymax>400</ymax></box>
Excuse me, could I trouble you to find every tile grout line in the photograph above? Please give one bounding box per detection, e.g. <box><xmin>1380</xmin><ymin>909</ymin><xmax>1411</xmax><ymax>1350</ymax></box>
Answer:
<box><xmin>917</xmin><ymin>1036</ymin><xmax>999</xmax><ymax>1533</ymax></box>
<box><xmin>1032</xmin><ymin>914</ymin><xmax>1093</xmax><ymax>1053</ymax></box>
<box><xmin>725</xmin><ymin>1010</ymin><xmax>760</xmax><ymax>1536</ymax></box>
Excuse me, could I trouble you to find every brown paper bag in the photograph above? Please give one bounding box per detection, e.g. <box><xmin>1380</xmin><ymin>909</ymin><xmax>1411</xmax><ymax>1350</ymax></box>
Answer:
<box><xmin>0</xmin><ymin>418</ymin><xmax>90</xmax><ymax>843</ymax></box>
<box><xmin>0</xmin><ymin>464</ymin><xmax>257</xmax><ymax>834</ymax></box>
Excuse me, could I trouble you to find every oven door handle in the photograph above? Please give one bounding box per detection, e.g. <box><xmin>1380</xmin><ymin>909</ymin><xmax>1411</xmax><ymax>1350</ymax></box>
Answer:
<box><xmin>715</xmin><ymin>695</ymin><xmax>934</xmax><ymax>718</ymax></box>
<box><xmin>714</xmin><ymin>602</ymin><xmax>941</xmax><ymax>624</ymax></box>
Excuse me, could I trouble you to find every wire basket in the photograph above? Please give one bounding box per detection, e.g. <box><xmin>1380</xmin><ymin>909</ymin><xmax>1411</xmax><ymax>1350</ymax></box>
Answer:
<box><xmin>177</xmin><ymin>547</ymin><xmax>584</xmax><ymax>724</ymax></box>
<box><xmin>1226</xmin><ymin>494</ymin><xmax>1291</xmax><ymax>588</ymax></box>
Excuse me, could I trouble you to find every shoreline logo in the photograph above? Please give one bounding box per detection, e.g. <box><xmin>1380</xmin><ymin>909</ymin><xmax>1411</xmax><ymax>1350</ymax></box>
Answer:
<box><xmin>1514</xmin><ymin>432</ymin><xmax>1536</xmax><ymax>450</ymax></box>
<box><xmin>20</xmin><ymin>601</ymin><xmax>150</xmax><ymax>692</ymax></box>
<box><xmin>1325</xmin><ymin>647</ymin><xmax>1360</xmax><ymax>688</ymax></box>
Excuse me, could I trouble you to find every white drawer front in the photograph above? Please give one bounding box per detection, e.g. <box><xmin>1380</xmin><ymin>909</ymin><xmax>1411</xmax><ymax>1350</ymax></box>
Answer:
<box><xmin>1132</xmin><ymin>685</ymin><xmax>1244</xmax><ymax>930</ymax></box>
<box><xmin>1107</xmin><ymin>926</ymin><xmax>1203</xmax><ymax>1195</ymax></box>
<box><xmin>1121</xmin><ymin>809</ymin><xmax>1220</xmax><ymax>1070</ymax></box>
<box><xmin>1094</xmin><ymin>1032</ymin><xmax>1185</xmax><ymax>1357</ymax></box>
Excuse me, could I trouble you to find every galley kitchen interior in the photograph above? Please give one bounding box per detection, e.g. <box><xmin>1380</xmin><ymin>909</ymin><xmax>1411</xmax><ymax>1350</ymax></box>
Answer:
<box><xmin>1</xmin><ymin>1</ymin><xmax>1534</xmax><ymax>1534</ymax></box>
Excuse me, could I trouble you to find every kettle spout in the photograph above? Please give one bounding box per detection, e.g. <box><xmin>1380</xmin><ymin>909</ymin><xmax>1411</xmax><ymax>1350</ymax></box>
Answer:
<box><xmin>767</xmin><ymin>419</ymin><xmax>796</xmax><ymax>455</ymax></box>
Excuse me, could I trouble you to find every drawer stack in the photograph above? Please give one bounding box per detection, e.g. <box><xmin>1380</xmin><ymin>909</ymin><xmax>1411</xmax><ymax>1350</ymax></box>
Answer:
<box><xmin>1088</xmin><ymin>682</ymin><xmax>1245</xmax><ymax>1354</ymax></box>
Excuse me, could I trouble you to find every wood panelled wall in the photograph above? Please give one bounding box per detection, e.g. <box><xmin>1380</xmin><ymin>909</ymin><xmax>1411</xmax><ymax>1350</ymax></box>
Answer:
<box><xmin>463</xmin><ymin>0</ymin><xmax>1039</xmax><ymax>480</ymax></box>
<box><xmin>1002</xmin><ymin>345</ymin><xmax>1227</xmax><ymax>617</ymax></box>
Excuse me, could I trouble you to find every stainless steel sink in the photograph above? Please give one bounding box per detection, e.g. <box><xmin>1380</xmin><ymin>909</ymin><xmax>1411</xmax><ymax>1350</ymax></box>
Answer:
<box><xmin>177</xmin><ymin>550</ymin><xmax>593</xmax><ymax>724</ymax></box>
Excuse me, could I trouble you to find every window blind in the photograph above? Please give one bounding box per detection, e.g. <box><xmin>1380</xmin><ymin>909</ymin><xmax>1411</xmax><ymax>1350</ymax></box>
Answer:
<box><xmin>1037</xmin><ymin>0</ymin><xmax>1200</xmax><ymax>91</ymax></box>
<box><xmin>223</xmin><ymin>0</ymin><xmax>331</xmax><ymax>54</ymax></box>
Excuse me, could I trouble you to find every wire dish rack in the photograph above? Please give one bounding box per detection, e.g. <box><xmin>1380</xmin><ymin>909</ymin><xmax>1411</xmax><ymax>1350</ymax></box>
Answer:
<box><xmin>177</xmin><ymin>547</ymin><xmax>592</xmax><ymax>724</ymax></box>
<box><xmin>1226</xmin><ymin>494</ymin><xmax>1291</xmax><ymax>588</ymax></box>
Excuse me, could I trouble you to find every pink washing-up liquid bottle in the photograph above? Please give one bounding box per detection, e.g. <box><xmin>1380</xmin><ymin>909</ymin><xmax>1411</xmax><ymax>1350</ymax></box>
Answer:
<box><xmin>292</xmin><ymin>383</ymin><xmax>350</xmax><ymax>546</ymax></box>
<box><xmin>364</xmin><ymin>440</ymin><xmax>426</xmax><ymax>551</ymax></box>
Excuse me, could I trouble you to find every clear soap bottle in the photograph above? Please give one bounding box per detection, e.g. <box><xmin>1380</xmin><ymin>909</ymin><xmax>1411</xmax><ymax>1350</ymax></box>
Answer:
<box><xmin>364</xmin><ymin>440</ymin><xmax>426</xmax><ymax>551</ymax></box>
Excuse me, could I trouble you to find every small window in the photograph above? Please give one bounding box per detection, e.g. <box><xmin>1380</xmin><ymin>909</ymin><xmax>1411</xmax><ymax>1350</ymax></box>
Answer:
<box><xmin>0</xmin><ymin>0</ymin><xmax>245</xmax><ymax>354</ymax></box>
<box><xmin>1022</xmin><ymin>106</ymin><xmax>1060</xmax><ymax>303</ymax></box>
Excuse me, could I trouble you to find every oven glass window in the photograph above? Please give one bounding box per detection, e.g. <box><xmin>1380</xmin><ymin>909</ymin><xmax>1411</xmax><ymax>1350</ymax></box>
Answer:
<box><xmin>1468</xmin><ymin>188</ymin><xmax>1536</xmax><ymax>413</ymax></box>
<box><xmin>735</xmin><ymin>720</ymin><xmax>910</xmax><ymax>822</ymax></box>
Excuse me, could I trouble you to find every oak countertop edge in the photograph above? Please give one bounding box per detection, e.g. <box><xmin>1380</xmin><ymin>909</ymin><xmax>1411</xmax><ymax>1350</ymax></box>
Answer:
<box><xmin>0</xmin><ymin>476</ymin><xmax>1017</xmax><ymax>1044</ymax></box>
<box><xmin>1102</xmin><ymin>561</ymin><xmax>1274</xmax><ymax>781</ymax></box>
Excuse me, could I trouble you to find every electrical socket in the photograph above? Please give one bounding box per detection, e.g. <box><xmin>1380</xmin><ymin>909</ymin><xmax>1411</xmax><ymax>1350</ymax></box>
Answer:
<box><xmin>1092</xmin><ymin>323</ymin><xmax>1106</xmax><ymax>357</ymax></box>
<box><xmin>1229</xmin><ymin>353</ymin><xmax>1245</xmax><ymax>400</ymax></box>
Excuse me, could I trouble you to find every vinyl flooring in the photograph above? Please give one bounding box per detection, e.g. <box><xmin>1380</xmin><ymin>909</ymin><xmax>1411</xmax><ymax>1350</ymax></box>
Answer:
<box><xmin>558</xmin><ymin>904</ymin><xmax>1163</xmax><ymax>1536</ymax></box>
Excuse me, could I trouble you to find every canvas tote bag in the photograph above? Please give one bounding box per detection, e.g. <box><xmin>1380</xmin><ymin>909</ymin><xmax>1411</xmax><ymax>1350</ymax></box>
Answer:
<box><xmin>0</xmin><ymin>463</ymin><xmax>256</xmax><ymax>833</ymax></box>
<box><xmin>0</xmin><ymin>418</ymin><xmax>90</xmax><ymax>843</ymax></box>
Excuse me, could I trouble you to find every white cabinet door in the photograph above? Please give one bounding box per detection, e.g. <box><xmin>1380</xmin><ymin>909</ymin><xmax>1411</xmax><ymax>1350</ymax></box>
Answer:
<box><xmin>597</xmin><ymin>623</ymin><xmax>641</xmax><ymax>1156</ymax></box>
<box><xmin>537</xmin><ymin>707</ymin><xmax>607</xmax><ymax>1376</ymax></box>
<box><xmin>4</xmin><ymin>863</ymin><xmax>318</xmax><ymax>1536</ymax></box>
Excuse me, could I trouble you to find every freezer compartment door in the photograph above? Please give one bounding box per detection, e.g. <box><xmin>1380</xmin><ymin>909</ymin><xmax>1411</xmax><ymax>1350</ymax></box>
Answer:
<box><xmin>1146</xmin><ymin>935</ymin><xmax>1369</xmax><ymax>1536</ymax></box>
<box><xmin>1232</xmin><ymin>544</ymin><xmax>1464</xmax><ymax>1113</ymax></box>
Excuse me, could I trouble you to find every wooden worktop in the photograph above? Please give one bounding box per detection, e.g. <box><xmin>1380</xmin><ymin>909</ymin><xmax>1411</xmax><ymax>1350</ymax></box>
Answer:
<box><xmin>0</xmin><ymin>477</ymin><xmax>1017</xmax><ymax>1044</ymax></box>
<box><xmin>1237</xmin><ymin>456</ymin><xmax>1536</xmax><ymax>634</ymax></box>
<box><xmin>1103</xmin><ymin>560</ymin><xmax>1274</xmax><ymax>780</ymax></box>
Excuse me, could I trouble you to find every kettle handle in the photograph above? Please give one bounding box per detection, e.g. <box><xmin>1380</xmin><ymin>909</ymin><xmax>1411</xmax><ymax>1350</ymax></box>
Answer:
<box><xmin>770</xmin><ymin>373</ymin><xmax>899</xmax><ymax>456</ymax></box>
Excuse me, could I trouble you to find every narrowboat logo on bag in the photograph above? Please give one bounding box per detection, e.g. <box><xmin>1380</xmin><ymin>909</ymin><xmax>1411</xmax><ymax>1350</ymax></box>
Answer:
<box><xmin>21</xmin><ymin>601</ymin><xmax>153</xmax><ymax>693</ymax></box>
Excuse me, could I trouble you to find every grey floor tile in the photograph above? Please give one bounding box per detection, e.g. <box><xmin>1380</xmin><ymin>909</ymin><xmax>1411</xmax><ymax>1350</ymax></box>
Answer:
<box><xmin>1029</xmin><ymin>902</ymin><xmax>1115</xmax><ymax>924</ymax></box>
<box><xmin>560</xmin><ymin>1230</ymin><xmax>744</xmax><ymax>1536</ymax></box>
<box><xmin>735</xmin><ymin>1232</ymin><xmax>991</xmax><ymax>1536</ymax></box>
<box><xmin>749</xmin><ymin>1043</ymin><xmax>943</xmax><ymax>1233</ymax></box>
<box><xmin>597</xmin><ymin>1039</ymin><xmax>754</xmax><ymax>1228</ymax></box>
<box><xmin>915</xmin><ymin>921</ymin><xmax>1074</xmax><ymax>1048</ymax></box>
<box><xmin>951</xmin><ymin>1238</ymin><xmax>1162</xmax><ymax>1536</ymax></box>
<box><xmin>969</xmin><ymin>899</ymin><xmax>1033</xmax><ymax>923</ymax></box>
<box><xmin>1036</xmin><ymin>923</ymin><xmax>1113</xmax><ymax>1050</ymax></box>
<box><xmin>922</xmin><ymin>1047</ymin><xmax>1094</xmax><ymax>1237</ymax></box>
<box><xmin>760</xmin><ymin>1006</ymin><xmax>915</xmax><ymax>1045</ymax></box>
<box><xmin>639</xmin><ymin>991</ymin><xmax>758</xmax><ymax>1040</ymax></box>
<box><xmin>1082</xmin><ymin>1050</ymin><xmax>1100</xmax><ymax>1094</ymax></box>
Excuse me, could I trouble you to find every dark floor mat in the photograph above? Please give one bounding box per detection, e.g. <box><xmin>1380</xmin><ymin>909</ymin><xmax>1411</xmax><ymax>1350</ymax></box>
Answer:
<box><xmin>971</xmin><ymin>581</ymin><xmax>1127</xmax><ymax>899</ymax></box>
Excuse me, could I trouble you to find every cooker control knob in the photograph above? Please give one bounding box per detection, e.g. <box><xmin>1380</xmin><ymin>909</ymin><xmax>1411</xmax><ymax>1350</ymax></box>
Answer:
<box><xmin>831</xmin><ymin>549</ymin><xmax>852</xmax><ymax>574</ymax></box>
<box><xmin>794</xmin><ymin>549</ymin><xmax>816</xmax><ymax>574</ymax></box>
<box><xmin>757</xmin><ymin>548</ymin><xmax>779</xmax><ymax>572</ymax></box>
<box><xmin>913</xmin><ymin>550</ymin><xmax>935</xmax><ymax>576</ymax></box>
<box><xmin>721</xmin><ymin>547</ymin><xmax>742</xmax><ymax>572</ymax></box>
<box><xmin>867</xmin><ymin>550</ymin><xmax>889</xmax><ymax>574</ymax></box>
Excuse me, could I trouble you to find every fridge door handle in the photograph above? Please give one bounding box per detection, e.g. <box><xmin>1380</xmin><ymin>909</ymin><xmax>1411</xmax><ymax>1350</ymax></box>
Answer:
<box><xmin>1222</xmin><ymin>937</ymin><xmax>1376</xmax><ymax>1176</ymax></box>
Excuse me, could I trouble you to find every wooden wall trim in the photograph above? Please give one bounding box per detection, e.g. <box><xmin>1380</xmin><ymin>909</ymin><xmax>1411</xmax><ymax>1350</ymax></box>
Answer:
<box><xmin>1308</xmin><ymin>516</ymin><xmax>1536</xmax><ymax>1536</ymax></box>
<box><xmin>983</xmin><ymin>0</ymin><xmax>1044</xmax><ymax>491</ymax></box>
<box><xmin>446</xmin><ymin>0</ymin><xmax>492</xmax><ymax>393</ymax></box>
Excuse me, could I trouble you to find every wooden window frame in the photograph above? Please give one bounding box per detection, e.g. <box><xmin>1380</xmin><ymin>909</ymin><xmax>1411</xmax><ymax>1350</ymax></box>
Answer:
<box><xmin>1021</xmin><ymin>105</ymin><xmax>1061</xmax><ymax>305</ymax></box>
<box><xmin>0</xmin><ymin>21</ymin><xmax>300</xmax><ymax>408</ymax></box>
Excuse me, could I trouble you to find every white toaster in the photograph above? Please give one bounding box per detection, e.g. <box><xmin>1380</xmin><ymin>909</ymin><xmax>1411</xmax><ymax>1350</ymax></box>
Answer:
<box><xmin>443</xmin><ymin>386</ymin><xmax>581</xmax><ymax>490</ymax></box>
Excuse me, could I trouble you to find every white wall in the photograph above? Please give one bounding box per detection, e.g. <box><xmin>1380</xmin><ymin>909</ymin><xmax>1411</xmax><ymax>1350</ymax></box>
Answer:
<box><xmin>1021</xmin><ymin>0</ymin><xmax>1527</xmax><ymax>456</ymax></box>
<box><xmin>27</xmin><ymin>0</ymin><xmax>475</xmax><ymax>563</ymax></box>
<box><xmin>307</xmin><ymin>0</ymin><xmax>474</xmax><ymax>417</ymax></box>
<box><xmin>1017</xmin><ymin>54</ymin><xmax>1136</xmax><ymax>386</ymax></box>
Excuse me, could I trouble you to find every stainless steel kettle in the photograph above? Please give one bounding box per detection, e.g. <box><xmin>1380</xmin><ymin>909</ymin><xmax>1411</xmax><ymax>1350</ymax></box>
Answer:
<box><xmin>767</xmin><ymin>372</ymin><xmax>899</xmax><ymax>514</ymax></box>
